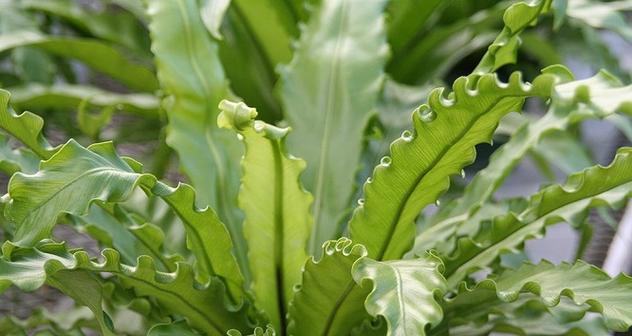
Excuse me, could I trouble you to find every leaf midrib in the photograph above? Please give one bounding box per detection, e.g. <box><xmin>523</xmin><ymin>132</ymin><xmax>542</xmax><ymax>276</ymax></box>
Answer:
<box><xmin>20</xmin><ymin>166</ymin><xmax>131</xmax><ymax>227</ymax></box>
<box><xmin>310</xmin><ymin>0</ymin><xmax>350</xmax><ymax>251</ymax></box>
<box><xmin>375</xmin><ymin>94</ymin><xmax>526</xmax><ymax>260</ymax></box>
<box><xmin>103</xmin><ymin>263</ymin><xmax>226</xmax><ymax>334</ymax></box>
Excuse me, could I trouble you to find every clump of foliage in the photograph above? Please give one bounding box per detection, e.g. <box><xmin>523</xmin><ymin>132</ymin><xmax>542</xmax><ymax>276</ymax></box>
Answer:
<box><xmin>0</xmin><ymin>0</ymin><xmax>631</xmax><ymax>335</ymax></box>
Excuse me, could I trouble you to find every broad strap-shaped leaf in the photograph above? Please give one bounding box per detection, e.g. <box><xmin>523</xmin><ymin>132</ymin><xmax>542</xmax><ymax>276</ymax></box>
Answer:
<box><xmin>473</xmin><ymin>0</ymin><xmax>553</xmax><ymax>74</ymax></box>
<box><xmin>443</xmin><ymin>147</ymin><xmax>632</xmax><ymax>288</ymax></box>
<box><xmin>288</xmin><ymin>238</ymin><xmax>373</xmax><ymax>336</ymax></box>
<box><xmin>445</xmin><ymin>260</ymin><xmax>632</xmax><ymax>332</ymax></box>
<box><xmin>8</xmin><ymin>83</ymin><xmax>160</xmax><ymax>117</ymax></box>
<box><xmin>0</xmin><ymin>242</ymin><xmax>253</xmax><ymax>335</ymax></box>
<box><xmin>278</xmin><ymin>0</ymin><xmax>389</xmax><ymax>253</ymax></box>
<box><xmin>414</xmin><ymin>70</ymin><xmax>632</xmax><ymax>256</ymax></box>
<box><xmin>218</xmin><ymin>100</ymin><xmax>313</xmax><ymax>331</ymax></box>
<box><xmin>352</xmin><ymin>254</ymin><xmax>447</xmax><ymax>336</ymax></box>
<box><xmin>0</xmin><ymin>89</ymin><xmax>57</xmax><ymax>159</ymax></box>
<box><xmin>349</xmin><ymin>68</ymin><xmax>567</xmax><ymax>261</ymax></box>
<box><xmin>5</xmin><ymin>140</ymin><xmax>244</xmax><ymax>301</ymax></box>
<box><xmin>0</xmin><ymin>31</ymin><xmax>157</xmax><ymax>92</ymax></box>
<box><xmin>146</xmin><ymin>0</ymin><xmax>248</xmax><ymax>273</ymax></box>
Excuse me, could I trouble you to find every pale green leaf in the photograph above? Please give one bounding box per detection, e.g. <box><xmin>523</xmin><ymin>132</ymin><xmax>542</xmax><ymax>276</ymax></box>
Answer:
<box><xmin>146</xmin><ymin>0</ymin><xmax>248</xmax><ymax>275</ymax></box>
<box><xmin>5</xmin><ymin>140</ymin><xmax>244</xmax><ymax>301</ymax></box>
<box><xmin>0</xmin><ymin>242</ymin><xmax>253</xmax><ymax>335</ymax></box>
<box><xmin>352</xmin><ymin>254</ymin><xmax>446</xmax><ymax>336</ymax></box>
<box><xmin>218</xmin><ymin>100</ymin><xmax>312</xmax><ymax>330</ymax></box>
<box><xmin>21</xmin><ymin>0</ymin><xmax>150</xmax><ymax>53</ymax></box>
<box><xmin>566</xmin><ymin>0</ymin><xmax>632</xmax><ymax>42</ymax></box>
<box><xmin>7</xmin><ymin>83</ymin><xmax>160</xmax><ymax>117</ymax></box>
<box><xmin>0</xmin><ymin>306</ymin><xmax>96</xmax><ymax>336</ymax></box>
<box><xmin>447</xmin><ymin>260</ymin><xmax>632</xmax><ymax>332</ymax></box>
<box><xmin>0</xmin><ymin>31</ymin><xmax>157</xmax><ymax>92</ymax></box>
<box><xmin>279</xmin><ymin>0</ymin><xmax>389</xmax><ymax>253</ymax></box>
<box><xmin>441</xmin><ymin>295</ymin><xmax>609</xmax><ymax>336</ymax></box>
<box><xmin>0</xmin><ymin>132</ymin><xmax>39</xmax><ymax>175</ymax></box>
<box><xmin>414</xmin><ymin>70</ymin><xmax>632</xmax><ymax>256</ymax></box>
<box><xmin>443</xmin><ymin>147</ymin><xmax>632</xmax><ymax>288</ymax></box>
<box><xmin>0</xmin><ymin>89</ymin><xmax>57</xmax><ymax>159</ymax></box>
<box><xmin>200</xmin><ymin>0</ymin><xmax>231</xmax><ymax>40</ymax></box>
<box><xmin>71</xmin><ymin>204</ymin><xmax>178</xmax><ymax>272</ymax></box>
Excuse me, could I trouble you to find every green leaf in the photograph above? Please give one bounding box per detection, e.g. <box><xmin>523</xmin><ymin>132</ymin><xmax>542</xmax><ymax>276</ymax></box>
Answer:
<box><xmin>149</xmin><ymin>321</ymin><xmax>198</xmax><ymax>335</ymax></box>
<box><xmin>146</xmin><ymin>0</ymin><xmax>248</xmax><ymax>274</ymax></box>
<box><xmin>288</xmin><ymin>238</ymin><xmax>373</xmax><ymax>336</ymax></box>
<box><xmin>349</xmin><ymin>68</ymin><xmax>566</xmax><ymax>261</ymax></box>
<box><xmin>352</xmin><ymin>254</ymin><xmax>447</xmax><ymax>336</ymax></box>
<box><xmin>474</xmin><ymin>0</ymin><xmax>553</xmax><ymax>74</ymax></box>
<box><xmin>278</xmin><ymin>0</ymin><xmax>389</xmax><ymax>253</ymax></box>
<box><xmin>12</xmin><ymin>47</ymin><xmax>55</xmax><ymax>84</ymax></box>
<box><xmin>46</xmin><ymin>270</ymin><xmax>116</xmax><ymax>336</ymax></box>
<box><xmin>76</xmin><ymin>101</ymin><xmax>114</xmax><ymax>141</ymax></box>
<box><xmin>443</xmin><ymin>147</ymin><xmax>632</xmax><ymax>288</ymax></box>
<box><xmin>414</xmin><ymin>70</ymin><xmax>632</xmax><ymax>256</ymax></box>
<box><xmin>442</xmin><ymin>295</ymin><xmax>609</xmax><ymax>336</ymax></box>
<box><xmin>219</xmin><ymin>8</ymin><xmax>282</xmax><ymax>121</ymax></box>
<box><xmin>365</xmin><ymin>80</ymin><xmax>432</xmax><ymax>174</ymax></box>
<box><xmin>388</xmin><ymin>3</ymin><xmax>502</xmax><ymax>84</ymax></box>
<box><xmin>231</xmin><ymin>0</ymin><xmax>296</xmax><ymax>66</ymax></box>
<box><xmin>227</xmin><ymin>325</ymin><xmax>276</xmax><ymax>336</ymax></box>
<box><xmin>0</xmin><ymin>132</ymin><xmax>39</xmax><ymax>175</ymax></box>
<box><xmin>0</xmin><ymin>242</ymin><xmax>253</xmax><ymax>335</ymax></box>
<box><xmin>200</xmin><ymin>0</ymin><xmax>231</xmax><ymax>40</ymax></box>
<box><xmin>0</xmin><ymin>31</ymin><xmax>158</xmax><ymax>92</ymax></box>
<box><xmin>386</xmin><ymin>0</ymin><xmax>445</xmax><ymax>55</ymax></box>
<box><xmin>0</xmin><ymin>89</ymin><xmax>57</xmax><ymax>159</ymax></box>
<box><xmin>7</xmin><ymin>83</ymin><xmax>160</xmax><ymax>117</ymax></box>
<box><xmin>0</xmin><ymin>242</ymin><xmax>114</xmax><ymax>335</ymax></box>
<box><xmin>5</xmin><ymin>140</ymin><xmax>244</xmax><ymax>301</ymax></box>
<box><xmin>0</xmin><ymin>306</ymin><xmax>96</xmax><ymax>336</ymax></box>
<box><xmin>447</xmin><ymin>260</ymin><xmax>632</xmax><ymax>332</ymax></box>
<box><xmin>70</xmin><ymin>204</ymin><xmax>178</xmax><ymax>272</ymax></box>
<box><xmin>21</xmin><ymin>0</ymin><xmax>150</xmax><ymax>53</ymax></box>
<box><xmin>532</xmin><ymin>129</ymin><xmax>593</xmax><ymax>175</ymax></box>
<box><xmin>218</xmin><ymin>100</ymin><xmax>313</xmax><ymax>330</ymax></box>
<box><xmin>565</xmin><ymin>0</ymin><xmax>632</xmax><ymax>42</ymax></box>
